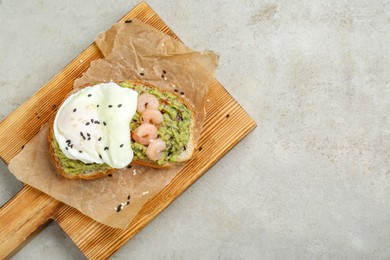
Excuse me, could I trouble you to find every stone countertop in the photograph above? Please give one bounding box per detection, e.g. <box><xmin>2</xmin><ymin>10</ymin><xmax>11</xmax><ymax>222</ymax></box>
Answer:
<box><xmin>1</xmin><ymin>1</ymin><xmax>389</xmax><ymax>259</ymax></box>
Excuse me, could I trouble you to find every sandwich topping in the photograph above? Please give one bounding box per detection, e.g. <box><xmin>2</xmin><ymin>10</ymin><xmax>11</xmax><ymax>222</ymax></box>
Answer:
<box><xmin>121</xmin><ymin>82</ymin><xmax>192</xmax><ymax>165</ymax></box>
<box><xmin>53</xmin><ymin>82</ymin><xmax>138</xmax><ymax>168</ymax></box>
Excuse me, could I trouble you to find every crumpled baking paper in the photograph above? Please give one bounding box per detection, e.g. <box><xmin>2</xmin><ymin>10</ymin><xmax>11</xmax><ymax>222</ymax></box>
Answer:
<box><xmin>8</xmin><ymin>19</ymin><xmax>217</xmax><ymax>228</ymax></box>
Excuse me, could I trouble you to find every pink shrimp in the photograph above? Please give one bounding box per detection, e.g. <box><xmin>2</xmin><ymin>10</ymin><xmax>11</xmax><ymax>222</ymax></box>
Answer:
<box><xmin>132</xmin><ymin>123</ymin><xmax>158</xmax><ymax>145</ymax></box>
<box><xmin>146</xmin><ymin>138</ymin><xmax>166</xmax><ymax>161</ymax></box>
<box><xmin>141</xmin><ymin>109</ymin><xmax>163</xmax><ymax>125</ymax></box>
<box><xmin>137</xmin><ymin>93</ymin><xmax>159</xmax><ymax>114</ymax></box>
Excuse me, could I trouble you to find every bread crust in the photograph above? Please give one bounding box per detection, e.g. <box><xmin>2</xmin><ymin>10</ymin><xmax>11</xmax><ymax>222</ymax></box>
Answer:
<box><xmin>48</xmin><ymin>80</ymin><xmax>196</xmax><ymax>179</ymax></box>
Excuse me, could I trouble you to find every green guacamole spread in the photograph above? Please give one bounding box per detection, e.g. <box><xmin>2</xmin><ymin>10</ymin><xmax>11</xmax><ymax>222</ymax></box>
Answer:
<box><xmin>120</xmin><ymin>81</ymin><xmax>191</xmax><ymax>165</ymax></box>
<box><xmin>52</xmin><ymin>137</ymin><xmax>111</xmax><ymax>176</ymax></box>
<box><xmin>53</xmin><ymin>81</ymin><xmax>192</xmax><ymax>174</ymax></box>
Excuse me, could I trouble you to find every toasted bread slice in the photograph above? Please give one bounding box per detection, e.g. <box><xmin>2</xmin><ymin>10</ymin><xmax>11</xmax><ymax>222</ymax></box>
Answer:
<box><xmin>48</xmin><ymin>80</ymin><xmax>195</xmax><ymax>179</ymax></box>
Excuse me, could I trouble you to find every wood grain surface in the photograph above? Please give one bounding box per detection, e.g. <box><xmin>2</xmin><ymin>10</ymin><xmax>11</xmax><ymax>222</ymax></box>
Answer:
<box><xmin>0</xmin><ymin>2</ymin><xmax>256</xmax><ymax>259</ymax></box>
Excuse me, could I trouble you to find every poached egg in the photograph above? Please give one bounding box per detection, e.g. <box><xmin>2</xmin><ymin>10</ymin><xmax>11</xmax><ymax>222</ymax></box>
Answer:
<box><xmin>53</xmin><ymin>82</ymin><xmax>138</xmax><ymax>168</ymax></box>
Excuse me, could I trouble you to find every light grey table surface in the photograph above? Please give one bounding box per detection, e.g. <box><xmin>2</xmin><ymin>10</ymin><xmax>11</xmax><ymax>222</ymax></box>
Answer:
<box><xmin>1</xmin><ymin>0</ymin><xmax>389</xmax><ymax>259</ymax></box>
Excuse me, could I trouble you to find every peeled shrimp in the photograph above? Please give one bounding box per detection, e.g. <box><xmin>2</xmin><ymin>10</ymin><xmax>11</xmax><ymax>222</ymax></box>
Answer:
<box><xmin>132</xmin><ymin>123</ymin><xmax>158</xmax><ymax>145</ymax></box>
<box><xmin>141</xmin><ymin>109</ymin><xmax>163</xmax><ymax>125</ymax></box>
<box><xmin>137</xmin><ymin>93</ymin><xmax>159</xmax><ymax>114</ymax></box>
<box><xmin>146</xmin><ymin>138</ymin><xmax>166</xmax><ymax>161</ymax></box>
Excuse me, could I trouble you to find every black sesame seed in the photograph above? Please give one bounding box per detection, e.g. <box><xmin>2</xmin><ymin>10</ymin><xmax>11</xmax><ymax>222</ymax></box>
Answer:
<box><xmin>79</xmin><ymin>150</ymin><xmax>82</xmax><ymax>153</ymax></box>
<box><xmin>95</xmin><ymin>121</ymin><xmax>100</xmax><ymax>124</ymax></box>
<box><xmin>127</xmin><ymin>195</ymin><xmax>131</xmax><ymax>200</ymax></box>
<box><xmin>140</xmin><ymin>72</ymin><xmax>144</xmax><ymax>76</ymax></box>
<box><xmin>66</xmin><ymin>147</ymin><xmax>68</xmax><ymax>150</ymax></box>
<box><xmin>86</xmin><ymin>122</ymin><xmax>90</xmax><ymax>125</ymax></box>
<box><xmin>21</xmin><ymin>145</ymin><xmax>25</xmax><ymax>149</ymax></box>
<box><xmin>141</xmin><ymin>117</ymin><xmax>144</xmax><ymax>122</ymax></box>
<box><xmin>125</xmin><ymin>19</ymin><xmax>132</xmax><ymax>23</ymax></box>
<box><xmin>108</xmin><ymin>105</ymin><xmax>113</xmax><ymax>108</ymax></box>
<box><xmin>70</xmin><ymin>144</ymin><xmax>73</xmax><ymax>148</ymax></box>
<box><xmin>145</xmin><ymin>102</ymin><xmax>148</xmax><ymax>106</ymax></box>
<box><xmin>37</xmin><ymin>116</ymin><xmax>40</xmax><ymax>119</ymax></box>
<box><xmin>98</xmin><ymin>137</ymin><xmax>102</xmax><ymax>141</ymax></box>
<box><xmin>132</xmin><ymin>119</ymin><xmax>137</xmax><ymax>123</ymax></box>
<box><xmin>183</xmin><ymin>146</ymin><xmax>187</xmax><ymax>151</ymax></box>
<box><xmin>99</xmin><ymin>154</ymin><xmax>102</xmax><ymax>159</ymax></box>
<box><xmin>127</xmin><ymin>165</ymin><xmax>132</xmax><ymax>169</ymax></box>
<box><xmin>87</xmin><ymin>133</ymin><xmax>90</xmax><ymax>136</ymax></box>
<box><xmin>103</xmin><ymin>121</ymin><xmax>107</xmax><ymax>126</ymax></box>
<box><xmin>226</xmin><ymin>114</ymin><xmax>230</xmax><ymax>118</ymax></box>
<box><xmin>52</xmin><ymin>104</ymin><xmax>57</xmax><ymax>110</ymax></box>
<box><xmin>104</xmin><ymin>147</ymin><xmax>109</xmax><ymax>151</ymax></box>
<box><xmin>163</xmin><ymin>70</ymin><xmax>166</xmax><ymax>74</ymax></box>
<box><xmin>66</xmin><ymin>140</ymin><xmax>71</xmax><ymax>143</ymax></box>
<box><xmin>120</xmin><ymin>144</ymin><xmax>124</xmax><ymax>148</ymax></box>
<box><xmin>88</xmin><ymin>137</ymin><xmax>91</xmax><ymax>141</ymax></box>
<box><xmin>198</xmin><ymin>146</ymin><xmax>203</xmax><ymax>151</ymax></box>
<box><xmin>174</xmin><ymin>89</ymin><xmax>178</xmax><ymax>92</ymax></box>
<box><xmin>118</xmin><ymin>104</ymin><xmax>122</xmax><ymax>107</ymax></box>
<box><xmin>126</xmin><ymin>201</ymin><xmax>130</xmax><ymax>205</ymax></box>
<box><xmin>88</xmin><ymin>94</ymin><xmax>92</xmax><ymax>97</ymax></box>
<box><xmin>97</xmin><ymin>104</ymin><xmax>99</xmax><ymax>108</ymax></box>
<box><xmin>161</xmin><ymin>74</ymin><xmax>165</xmax><ymax>79</ymax></box>
<box><xmin>116</xmin><ymin>205</ymin><xmax>122</xmax><ymax>212</ymax></box>
<box><xmin>180</xmin><ymin>91</ymin><xmax>185</xmax><ymax>95</ymax></box>
<box><xmin>108</xmin><ymin>174</ymin><xmax>113</xmax><ymax>177</ymax></box>
<box><xmin>80</xmin><ymin>132</ymin><xmax>85</xmax><ymax>139</ymax></box>
<box><xmin>91</xmin><ymin>119</ymin><xmax>94</xmax><ymax>123</ymax></box>
<box><xmin>73</xmin><ymin>108</ymin><xmax>76</xmax><ymax>112</ymax></box>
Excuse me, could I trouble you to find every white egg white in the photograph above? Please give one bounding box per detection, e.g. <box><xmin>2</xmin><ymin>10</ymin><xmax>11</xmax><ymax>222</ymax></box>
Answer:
<box><xmin>53</xmin><ymin>82</ymin><xmax>138</xmax><ymax>168</ymax></box>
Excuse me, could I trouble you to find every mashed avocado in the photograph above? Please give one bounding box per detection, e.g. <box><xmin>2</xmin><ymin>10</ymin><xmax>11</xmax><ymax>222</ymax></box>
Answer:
<box><xmin>120</xmin><ymin>81</ymin><xmax>191</xmax><ymax>165</ymax></box>
<box><xmin>53</xmin><ymin>81</ymin><xmax>191</xmax><ymax>172</ymax></box>
<box><xmin>52</xmin><ymin>137</ymin><xmax>111</xmax><ymax>176</ymax></box>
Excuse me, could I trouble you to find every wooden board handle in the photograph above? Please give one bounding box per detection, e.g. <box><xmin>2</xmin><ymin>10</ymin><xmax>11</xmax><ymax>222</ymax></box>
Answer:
<box><xmin>0</xmin><ymin>185</ymin><xmax>61</xmax><ymax>259</ymax></box>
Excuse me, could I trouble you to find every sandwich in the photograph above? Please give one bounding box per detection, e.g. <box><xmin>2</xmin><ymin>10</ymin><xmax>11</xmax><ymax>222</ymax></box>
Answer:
<box><xmin>48</xmin><ymin>80</ymin><xmax>195</xmax><ymax>179</ymax></box>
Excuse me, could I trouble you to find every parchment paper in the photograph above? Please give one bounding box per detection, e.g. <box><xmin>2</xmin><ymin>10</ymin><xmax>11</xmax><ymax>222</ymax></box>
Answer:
<box><xmin>8</xmin><ymin>19</ymin><xmax>217</xmax><ymax>228</ymax></box>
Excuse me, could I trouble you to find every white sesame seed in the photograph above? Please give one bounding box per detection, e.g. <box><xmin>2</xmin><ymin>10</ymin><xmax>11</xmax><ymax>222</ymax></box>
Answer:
<box><xmin>142</xmin><ymin>191</ymin><xmax>149</xmax><ymax>196</ymax></box>
<box><xmin>133</xmin><ymin>169</ymin><xmax>137</xmax><ymax>175</ymax></box>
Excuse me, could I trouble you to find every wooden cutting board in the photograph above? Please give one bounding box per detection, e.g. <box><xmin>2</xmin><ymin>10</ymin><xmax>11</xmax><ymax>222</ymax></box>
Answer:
<box><xmin>0</xmin><ymin>2</ymin><xmax>256</xmax><ymax>259</ymax></box>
